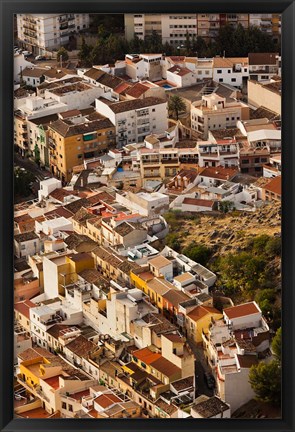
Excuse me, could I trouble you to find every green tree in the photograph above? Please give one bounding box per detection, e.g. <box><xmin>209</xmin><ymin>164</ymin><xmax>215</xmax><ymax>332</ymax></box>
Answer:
<box><xmin>272</xmin><ymin>327</ymin><xmax>282</xmax><ymax>360</ymax></box>
<box><xmin>185</xmin><ymin>31</ymin><xmax>191</xmax><ymax>55</ymax></box>
<box><xmin>165</xmin><ymin>233</ymin><xmax>181</xmax><ymax>252</ymax></box>
<box><xmin>144</xmin><ymin>30</ymin><xmax>162</xmax><ymax>53</ymax></box>
<box><xmin>249</xmin><ymin>360</ymin><xmax>281</xmax><ymax>405</ymax></box>
<box><xmin>183</xmin><ymin>242</ymin><xmax>212</xmax><ymax>266</ymax></box>
<box><xmin>265</xmin><ymin>237</ymin><xmax>281</xmax><ymax>257</ymax></box>
<box><xmin>255</xmin><ymin>289</ymin><xmax>276</xmax><ymax>317</ymax></box>
<box><xmin>14</xmin><ymin>167</ymin><xmax>35</xmax><ymax>197</ymax></box>
<box><xmin>33</xmin><ymin>144</ymin><xmax>40</xmax><ymax>166</ymax></box>
<box><xmin>219</xmin><ymin>201</ymin><xmax>235</xmax><ymax>213</ymax></box>
<box><xmin>168</xmin><ymin>95</ymin><xmax>186</xmax><ymax>120</ymax></box>
<box><xmin>78</xmin><ymin>37</ymin><xmax>93</xmax><ymax>66</ymax></box>
<box><xmin>56</xmin><ymin>47</ymin><xmax>69</xmax><ymax>63</ymax></box>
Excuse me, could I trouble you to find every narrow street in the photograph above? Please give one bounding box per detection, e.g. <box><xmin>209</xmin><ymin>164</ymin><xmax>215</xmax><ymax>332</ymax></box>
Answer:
<box><xmin>187</xmin><ymin>338</ymin><xmax>215</xmax><ymax>398</ymax></box>
<box><xmin>14</xmin><ymin>153</ymin><xmax>52</xmax><ymax>182</ymax></box>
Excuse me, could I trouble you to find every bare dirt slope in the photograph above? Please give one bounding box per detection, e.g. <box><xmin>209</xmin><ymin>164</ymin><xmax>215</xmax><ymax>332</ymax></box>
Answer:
<box><xmin>177</xmin><ymin>202</ymin><xmax>281</xmax><ymax>256</ymax></box>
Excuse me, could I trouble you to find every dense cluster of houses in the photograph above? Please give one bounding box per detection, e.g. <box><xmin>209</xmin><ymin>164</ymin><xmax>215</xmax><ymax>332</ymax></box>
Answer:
<box><xmin>14</xmin><ymin>44</ymin><xmax>280</xmax><ymax>419</ymax></box>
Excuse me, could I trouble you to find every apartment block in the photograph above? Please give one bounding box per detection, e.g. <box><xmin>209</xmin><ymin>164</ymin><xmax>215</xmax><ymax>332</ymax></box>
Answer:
<box><xmin>95</xmin><ymin>97</ymin><xmax>168</xmax><ymax>147</ymax></box>
<box><xmin>17</xmin><ymin>14</ymin><xmax>90</xmax><ymax>54</ymax></box>
<box><xmin>48</xmin><ymin>111</ymin><xmax>116</xmax><ymax>182</ymax></box>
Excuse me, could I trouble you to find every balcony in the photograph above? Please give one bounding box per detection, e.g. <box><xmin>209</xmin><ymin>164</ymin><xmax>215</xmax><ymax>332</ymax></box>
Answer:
<box><xmin>142</xmin><ymin>159</ymin><xmax>160</xmax><ymax>165</ymax></box>
<box><xmin>23</xmin><ymin>23</ymin><xmax>36</xmax><ymax>30</ymax></box>
<box><xmin>23</xmin><ymin>31</ymin><xmax>37</xmax><ymax>39</ymax></box>
<box><xmin>40</xmin><ymin>314</ymin><xmax>63</xmax><ymax>326</ymax></box>
<box><xmin>48</xmin><ymin>137</ymin><xmax>56</xmax><ymax>148</ymax></box>
<box><xmin>199</xmin><ymin>151</ymin><xmax>218</xmax><ymax>157</ymax></box>
<box><xmin>35</xmin><ymin>386</ymin><xmax>50</xmax><ymax>403</ymax></box>
<box><xmin>160</xmin><ymin>158</ymin><xmax>179</xmax><ymax>164</ymax></box>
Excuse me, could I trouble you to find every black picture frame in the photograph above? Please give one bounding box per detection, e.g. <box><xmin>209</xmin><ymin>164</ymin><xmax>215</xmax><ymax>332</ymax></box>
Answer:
<box><xmin>0</xmin><ymin>1</ymin><xmax>294</xmax><ymax>431</ymax></box>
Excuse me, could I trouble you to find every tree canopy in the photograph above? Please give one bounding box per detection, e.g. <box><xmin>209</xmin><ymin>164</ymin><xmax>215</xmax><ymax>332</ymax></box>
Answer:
<box><xmin>249</xmin><ymin>360</ymin><xmax>281</xmax><ymax>406</ymax></box>
<box><xmin>78</xmin><ymin>22</ymin><xmax>279</xmax><ymax>67</ymax></box>
<box><xmin>56</xmin><ymin>47</ymin><xmax>69</xmax><ymax>63</ymax></box>
<box><xmin>272</xmin><ymin>327</ymin><xmax>282</xmax><ymax>360</ymax></box>
<box><xmin>168</xmin><ymin>95</ymin><xmax>186</xmax><ymax>120</ymax></box>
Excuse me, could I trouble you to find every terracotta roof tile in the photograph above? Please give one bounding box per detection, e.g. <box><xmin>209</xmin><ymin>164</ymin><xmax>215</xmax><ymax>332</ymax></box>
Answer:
<box><xmin>224</xmin><ymin>302</ymin><xmax>260</xmax><ymax>319</ymax></box>
<box><xmin>263</xmin><ymin>175</ymin><xmax>281</xmax><ymax>196</ymax></box>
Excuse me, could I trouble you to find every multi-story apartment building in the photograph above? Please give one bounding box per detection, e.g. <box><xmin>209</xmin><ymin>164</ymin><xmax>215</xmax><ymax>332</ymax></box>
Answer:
<box><xmin>125</xmin><ymin>14</ymin><xmax>254</xmax><ymax>45</ymax></box>
<box><xmin>48</xmin><ymin>111</ymin><xmax>116</xmax><ymax>182</ymax></box>
<box><xmin>249</xmin><ymin>14</ymin><xmax>281</xmax><ymax>42</ymax></box>
<box><xmin>125</xmin><ymin>14</ymin><xmax>198</xmax><ymax>46</ymax></box>
<box><xmin>197</xmin><ymin>14</ymin><xmax>249</xmax><ymax>40</ymax></box>
<box><xmin>17</xmin><ymin>14</ymin><xmax>90</xmax><ymax>54</ymax></box>
<box><xmin>191</xmin><ymin>93</ymin><xmax>250</xmax><ymax>140</ymax></box>
<box><xmin>95</xmin><ymin>97</ymin><xmax>168</xmax><ymax>147</ymax></box>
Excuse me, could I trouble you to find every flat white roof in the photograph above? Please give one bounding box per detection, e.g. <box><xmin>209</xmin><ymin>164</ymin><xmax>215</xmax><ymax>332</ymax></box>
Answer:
<box><xmin>248</xmin><ymin>129</ymin><xmax>281</xmax><ymax>142</ymax></box>
<box><xmin>136</xmin><ymin>192</ymin><xmax>167</xmax><ymax>201</ymax></box>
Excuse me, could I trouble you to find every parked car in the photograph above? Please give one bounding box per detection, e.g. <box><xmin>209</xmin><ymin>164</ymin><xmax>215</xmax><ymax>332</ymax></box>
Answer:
<box><xmin>204</xmin><ymin>372</ymin><xmax>215</xmax><ymax>389</ymax></box>
<box><xmin>35</xmin><ymin>55</ymin><xmax>46</xmax><ymax>61</ymax></box>
<box><xmin>22</xmin><ymin>50</ymin><xmax>32</xmax><ymax>57</ymax></box>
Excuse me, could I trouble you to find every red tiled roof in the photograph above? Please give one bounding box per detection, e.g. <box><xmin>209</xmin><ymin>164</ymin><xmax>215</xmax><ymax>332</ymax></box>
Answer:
<box><xmin>14</xmin><ymin>299</ymin><xmax>35</xmax><ymax>319</ymax></box>
<box><xmin>43</xmin><ymin>375</ymin><xmax>61</xmax><ymax>390</ymax></box>
<box><xmin>44</xmin><ymin>206</ymin><xmax>73</xmax><ymax>219</ymax></box>
<box><xmin>59</xmin><ymin>109</ymin><xmax>81</xmax><ymax>119</ymax></box>
<box><xmin>168</xmin><ymin>65</ymin><xmax>192</xmax><ymax>76</ymax></box>
<box><xmin>114</xmin><ymin>82</ymin><xmax>132</xmax><ymax>94</ymax></box>
<box><xmin>163</xmin><ymin>334</ymin><xmax>184</xmax><ymax>343</ymax></box>
<box><xmin>132</xmin><ymin>347</ymin><xmax>161</xmax><ymax>365</ymax></box>
<box><xmin>94</xmin><ymin>393</ymin><xmax>121</xmax><ymax>409</ymax></box>
<box><xmin>263</xmin><ymin>175</ymin><xmax>281</xmax><ymax>196</ymax></box>
<box><xmin>125</xmin><ymin>83</ymin><xmax>150</xmax><ymax>98</ymax></box>
<box><xmin>199</xmin><ymin>166</ymin><xmax>238</xmax><ymax>181</ymax></box>
<box><xmin>150</xmin><ymin>356</ymin><xmax>181</xmax><ymax>377</ymax></box>
<box><xmin>49</xmin><ymin>188</ymin><xmax>73</xmax><ymax>202</ymax></box>
<box><xmin>183</xmin><ymin>198</ymin><xmax>215</xmax><ymax>208</ymax></box>
<box><xmin>224</xmin><ymin>302</ymin><xmax>260</xmax><ymax>319</ymax></box>
<box><xmin>187</xmin><ymin>305</ymin><xmax>221</xmax><ymax>322</ymax></box>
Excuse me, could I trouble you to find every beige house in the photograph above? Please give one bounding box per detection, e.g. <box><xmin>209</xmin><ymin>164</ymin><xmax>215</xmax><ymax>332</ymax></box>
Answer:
<box><xmin>247</xmin><ymin>78</ymin><xmax>281</xmax><ymax>115</ymax></box>
<box><xmin>191</xmin><ymin>93</ymin><xmax>250</xmax><ymax>140</ymax></box>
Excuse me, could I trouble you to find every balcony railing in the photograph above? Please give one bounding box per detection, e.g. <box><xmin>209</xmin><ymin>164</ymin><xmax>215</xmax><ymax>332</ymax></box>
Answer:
<box><xmin>160</xmin><ymin>158</ymin><xmax>179</xmax><ymax>164</ymax></box>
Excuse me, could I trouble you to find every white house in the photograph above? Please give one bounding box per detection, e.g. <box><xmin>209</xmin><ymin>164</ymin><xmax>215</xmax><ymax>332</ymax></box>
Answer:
<box><xmin>38</xmin><ymin>178</ymin><xmax>62</xmax><ymax>201</ymax></box>
<box><xmin>95</xmin><ymin>97</ymin><xmax>168</xmax><ymax>147</ymax></box>
<box><xmin>166</xmin><ymin>65</ymin><xmax>196</xmax><ymax>88</ymax></box>
<box><xmin>14</xmin><ymin>231</ymin><xmax>41</xmax><ymax>258</ymax></box>
<box><xmin>213</xmin><ymin>57</ymin><xmax>249</xmax><ymax>88</ymax></box>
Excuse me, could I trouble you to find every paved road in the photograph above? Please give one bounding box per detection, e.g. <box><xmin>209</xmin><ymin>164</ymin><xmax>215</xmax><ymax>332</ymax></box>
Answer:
<box><xmin>14</xmin><ymin>153</ymin><xmax>51</xmax><ymax>182</ymax></box>
<box><xmin>187</xmin><ymin>338</ymin><xmax>215</xmax><ymax>398</ymax></box>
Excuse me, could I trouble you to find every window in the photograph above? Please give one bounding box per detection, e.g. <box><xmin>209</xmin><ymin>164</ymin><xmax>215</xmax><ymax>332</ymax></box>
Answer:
<box><xmin>219</xmin><ymin>78</ymin><xmax>223</xmax><ymax>82</ymax></box>
<box><xmin>242</xmin><ymin>159</ymin><xmax>249</xmax><ymax>164</ymax></box>
<box><xmin>217</xmin><ymin>70</ymin><xmax>222</xmax><ymax>74</ymax></box>
<box><xmin>68</xmin><ymin>404</ymin><xmax>73</xmax><ymax>412</ymax></box>
<box><xmin>228</xmin><ymin>70</ymin><xmax>231</xmax><ymax>73</ymax></box>
<box><xmin>231</xmin><ymin>78</ymin><xmax>236</xmax><ymax>82</ymax></box>
<box><xmin>255</xmin><ymin>158</ymin><xmax>260</xmax><ymax>163</ymax></box>
<box><xmin>62</xmin><ymin>402</ymin><xmax>66</xmax><ymax>409</ymax></box>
